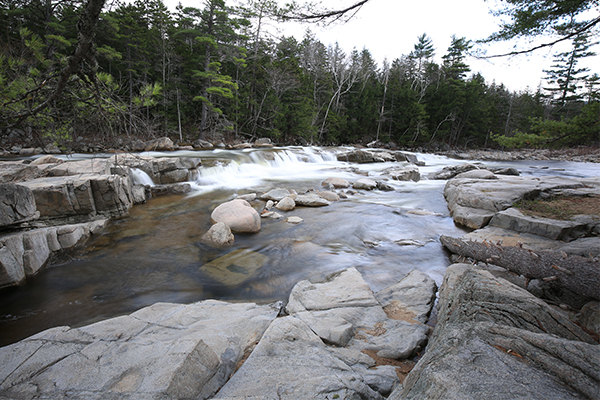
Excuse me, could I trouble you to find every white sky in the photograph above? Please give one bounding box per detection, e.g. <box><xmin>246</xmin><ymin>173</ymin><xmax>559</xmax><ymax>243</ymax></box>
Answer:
<box><xmin>166</xmin><ymin>0</ymin><xmax>600</xmax><ymax>92</ymax></box>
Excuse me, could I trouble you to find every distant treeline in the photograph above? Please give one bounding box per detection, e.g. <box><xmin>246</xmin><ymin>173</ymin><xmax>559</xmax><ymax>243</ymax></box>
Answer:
<box><xmin>1</xmin><ymin>0</ymin><xmax>598</xmax><ymax>149</ymax></box>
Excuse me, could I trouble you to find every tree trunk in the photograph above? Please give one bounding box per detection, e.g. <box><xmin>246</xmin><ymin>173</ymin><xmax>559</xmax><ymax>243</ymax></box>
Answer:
<box><xmin>440</xmin><ymin>235</ymin><xmax>600</xmax><ymax>300</ymax></box>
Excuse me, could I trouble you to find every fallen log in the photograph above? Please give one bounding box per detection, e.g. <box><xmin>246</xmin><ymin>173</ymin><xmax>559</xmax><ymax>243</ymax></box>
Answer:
<box><xmin>440</xmin><ymin>235</ymin><xmax>600</xmax><ymax>301</ymax></box>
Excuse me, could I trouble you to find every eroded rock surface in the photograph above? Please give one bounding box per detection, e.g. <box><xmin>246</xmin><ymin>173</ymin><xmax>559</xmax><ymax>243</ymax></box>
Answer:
<box><xmin>0</xmin><ymin>300</ymin><xmax>281</xmax><ymax>400</ymax></box>
<box><xmin>392</xmin><ymin>264</ymin><xmax>599</xmax><ymax>400</ymax></box>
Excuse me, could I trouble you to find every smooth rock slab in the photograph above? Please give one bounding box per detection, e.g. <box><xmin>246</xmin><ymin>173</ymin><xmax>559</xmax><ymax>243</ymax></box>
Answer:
<box><xmin>376</xmin><ymin>269</ymin><xmax>437</xmax><ymax>324</ymax></box>
<box><xmin>213</xmin><ymin>316</ymin><xmax>386</xmax><ymax>400</ymax></box>
<box><xmin>286</xmin><ymin>267</ymin><xmax>380</xmax><ymax>313</ymax></box>
<box><xmin>489</xmin><ymin>207</ymin><xmax>589</xmax><ymax>241</ymax></box>
<box><xmin>0</xmin><ymin>300</ymin><xmax>281</xmax><ymax>400</ymax></box>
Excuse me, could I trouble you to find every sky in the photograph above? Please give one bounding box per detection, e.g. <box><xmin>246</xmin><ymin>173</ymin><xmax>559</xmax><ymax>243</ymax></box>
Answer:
<box><xmin>165</xmin><ymin>0</ymin><xmax>600</xmax><ymax>92</ymax></box>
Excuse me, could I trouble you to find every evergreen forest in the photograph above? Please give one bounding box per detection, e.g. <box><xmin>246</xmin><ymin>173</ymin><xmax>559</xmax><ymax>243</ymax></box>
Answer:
<box><xmin>1</xmin><ymin>0</ymin><xmax>599</xmax><ymax>150</ymax></box>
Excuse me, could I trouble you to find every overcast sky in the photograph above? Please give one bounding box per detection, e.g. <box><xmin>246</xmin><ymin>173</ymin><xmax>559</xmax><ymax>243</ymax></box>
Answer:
<box><xmin>166</xmin><ymin>0</ymin><xmax>599</xmax><ymax>92</ymax></box>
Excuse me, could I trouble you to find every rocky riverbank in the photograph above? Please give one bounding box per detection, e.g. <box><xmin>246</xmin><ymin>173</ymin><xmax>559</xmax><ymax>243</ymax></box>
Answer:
<box><xmin>441</xmin><ymin>147</ymin><xmax>600</xmax><ymax>163</ymax></box>
<box><xmin>1</xmin><ymin>144</ymin><xmax>599</xmax><ymax>399</ymax></box>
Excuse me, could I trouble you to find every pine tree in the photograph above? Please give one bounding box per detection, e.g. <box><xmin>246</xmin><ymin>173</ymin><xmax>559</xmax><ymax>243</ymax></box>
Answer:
<box><xmin>543</xmin><ymin>30</ymin><xmax>596</xmax><ymax>108</ymax></box>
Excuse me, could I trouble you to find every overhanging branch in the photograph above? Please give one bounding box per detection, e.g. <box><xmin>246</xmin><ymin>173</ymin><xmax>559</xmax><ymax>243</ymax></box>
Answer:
<box><xmin>477</xmin><ymin>14</ymin><xmax>600</xmax><ymax>59</ymax></box>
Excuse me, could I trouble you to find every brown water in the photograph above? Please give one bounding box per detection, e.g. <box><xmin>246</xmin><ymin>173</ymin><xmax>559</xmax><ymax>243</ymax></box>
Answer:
<box><xmin>1</xmin><ymin>148</ymin><xmax>593</xmax><ymax>346</ymax></box>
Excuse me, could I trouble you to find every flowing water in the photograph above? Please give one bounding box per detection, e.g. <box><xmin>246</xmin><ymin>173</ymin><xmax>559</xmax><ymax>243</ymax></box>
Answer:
<box><xmin>0</xmin><ymin>147</ymin><xmax>596</xmax><ymax>346</ymax></box>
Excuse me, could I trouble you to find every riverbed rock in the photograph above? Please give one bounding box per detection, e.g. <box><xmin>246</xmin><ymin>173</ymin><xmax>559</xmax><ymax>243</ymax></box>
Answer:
<box><xmin>214</xmin><ymin>316</ymin><xmax>387</xmax><ymax>400</ymax></box>
<box><xmin>337</xmin><ymin>149</ymin><xmax>393</xmax><ymax>163</ymax></box>
<box><xmin>109</xmin><ymin>154</ymin><xmax>201</xmax><ymax>184</ymax></box>
<box><xmin>0</xmin><ymin>183</ymin><xmax>39</xmax><ymax>227</ymax></box>
<box><xmin>576</xmin><ymin>301</ymin><xmax>600</xmax><ymax>336</ymax></box>
<box><xmin>29</xmin><ymin>155</ymin><xmax>63</xmax><ymax>166</ymax></box>
<box><xmin>202</xmin><ymin>222</ymin><xmax>234</xmax><ymax>247</ymax></box>
<box><xmin>211</xmin><ymin>199</ymin><xmax>261</xmax><ymax>233</ymax></box>
<box><xmin>444</xmin><ymin>175</ymin><xmax>588</xmax><ymax>229</ymax></box>
<box><xmin>392</xmin><ymin>264</ymin><xmax>599</xmax><ymax>400</ymax></box>
<box><xmin>353</xmin><ymin>177</ymin><xmax>378</xmax><ymax>190</ymax></box>
<box><xmin>433</xmin><ymin>163</ymin><xmax>479</xmax><ymax>180</ymax></box>
<box><xmin>0</xmin><ymin>300</ymin><xmax>281</xmax><ymax>400</ymax></box>
<box><xmin>489</xmin><ymin>207</ymin><xmax>590</xmax><ymax>241</ymax></box>
<box><xmin>216</xmin><ymin>268</ymin><xmax>433</xmax><ymax>399</ymax></box>
<box><xmin>455</xmin><ymin>168</ymin><xmax>497</xmax><ymax>180</ymax></box>
<box><xmin>0</xmin><ymin>220</ymin><xmax>107</xmax><ymax>288</ymax></box>
<box><xmin>275</xmin><ymin>196</ymin><xmax>296</xmax><ymax>211</ymax></box>
<box><xmin>386</xmin><ymin>165</ymin><xmax>421</xmax><ymax>182</ymax></box>
<box><xmin>260</xmin><ymin>188</ymin><xmax>291</xmax><ymax>201</ymax></box>
<box><xmin>193</xmin><ymin>139</ymin><xmax>214</xmax><ymax>149</ymax></box>
<box><xmin>19</xmin><ymin>174</ymin><xmax>133</xmax><ymax>223</ymax></box>
<box><xmin>294</xmin><ymin>193</ymin><xmax>330</xmax><ymax>207</ymax></box>
<box><xmin>449</xmin><ymin>205</ymin><xmax>496</xmax><ymax>229</ymax></box>
<box><xmin>253</xmin><ymin>137</ymin><xmax>272</xmax><ymax>147</ymax></box>
<box><xmin>322</xmin><ymin>177</ymin><xmax>350</xmax><ymax>188</ymax></box>
<box><xmin>317</xmin><ymin>191</ymin><xmax>340</xmax><ymax>202</ymax></box>
<box><xmin>46</xmin><ymin>159</ymin><xmax>111</xmax><ymax>176</ymax></box>
<box><xmin>376</xmin><ymin>269</ymin><xmax>437</xmax><ymax>324</ymax></box>
<box><xmin>142</xmin><ymin>136</ymin><xmax>174</xmax><ymax>151</ymax></box>
<box><xmin>0</xmin><ymin>162</ymin><xmax>47</xmax><ymax>183</ymax></box>
<box><xmin>148</xmin><ymin>182</ymin><xmax>191</xmax><ymax>197</ymax></box>
<box><xmin>200</xmin><ymin>248</ymin><xmax>268</xmax><ymax>285</ymax></box>
<box><xmin>285</xmin><ymin>216</ymin><xmax>303</xmax><ymax>224</ymax></box>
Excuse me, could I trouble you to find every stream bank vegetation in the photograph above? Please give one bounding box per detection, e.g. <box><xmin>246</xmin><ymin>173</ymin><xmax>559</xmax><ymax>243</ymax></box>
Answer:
<box><xmin>0</xmin><ymin>0</ymin><xmax>598</xmax><ymax>152</ymax></box>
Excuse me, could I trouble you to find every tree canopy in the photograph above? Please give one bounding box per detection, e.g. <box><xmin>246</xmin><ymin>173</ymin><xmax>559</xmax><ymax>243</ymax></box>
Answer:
<box><xmin>0</xmin><ymin>0</ymin><xmax>597</xmax><ymax>150</ymax></box>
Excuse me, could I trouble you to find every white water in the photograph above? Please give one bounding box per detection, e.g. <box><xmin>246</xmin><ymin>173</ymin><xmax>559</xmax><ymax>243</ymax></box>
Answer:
<box><xmin>130</xmin><ymin>168</ymin><xmax>155</xmax><ymax>186</ymax></box>
<box><xmin>188</xmin><ymin>147</ymin><xmax>350</xmax><ymax>195</ymax></box>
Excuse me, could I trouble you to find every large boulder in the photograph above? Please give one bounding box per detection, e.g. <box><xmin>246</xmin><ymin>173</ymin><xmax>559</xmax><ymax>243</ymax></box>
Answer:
<box><xmin>0</xmin><ymin>300</ymin><xmax>281</xmax><ymax>400</ymax></box>
<box><xmin>211</xmin><ymin>199</ymin><xmax>261</xmax><ymax>233</ymax></box>
<box><xmin>391</xmin><ymin>264</ymin><xmax>599</xmax><ymax>400</ymax></box>
<box><xmin>0</xmin><ymin>184</ymin><xmax>39</xmax><ymax>227</ymax></box>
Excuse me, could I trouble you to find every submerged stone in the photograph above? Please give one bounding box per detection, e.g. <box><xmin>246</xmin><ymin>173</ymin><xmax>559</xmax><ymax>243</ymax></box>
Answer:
<box><xmin>200</xmin><ymin>248</ymin><xmax>268</xmax><ymax>286</ymax></box>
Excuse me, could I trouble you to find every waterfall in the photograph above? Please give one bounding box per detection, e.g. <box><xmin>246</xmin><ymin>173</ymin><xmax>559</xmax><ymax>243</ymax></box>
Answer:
<box><xmin>189</xmin><ymin>147</ymin><xmax>346</xmax><ymax>194</ymax></box>
<box><xmin>131</xmin><ymin>168</ymin><xmax>155</xmax><ymax>186</ymax></box>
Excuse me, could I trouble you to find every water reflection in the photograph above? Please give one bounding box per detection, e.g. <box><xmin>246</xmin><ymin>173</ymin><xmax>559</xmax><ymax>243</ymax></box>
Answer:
<box><xmin>0</xmin><ymin>147</ymin><xmax>595</xmax><ymax>347</ymax></box>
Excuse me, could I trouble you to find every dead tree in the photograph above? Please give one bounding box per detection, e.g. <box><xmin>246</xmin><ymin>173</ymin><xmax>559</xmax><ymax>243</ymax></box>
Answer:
<box><xmin>440</xmin><ymin>235</ymin><xmax>600</xmax><ymax>301</ymax></box>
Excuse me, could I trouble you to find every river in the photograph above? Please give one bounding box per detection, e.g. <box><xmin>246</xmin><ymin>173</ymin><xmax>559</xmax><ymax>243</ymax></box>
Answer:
<box><xmin>0</xmin><ymin>147</ymin><xmax>595</xmax><ymax>346</ymax></box>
